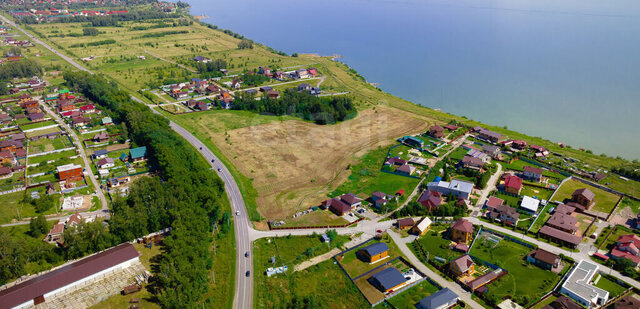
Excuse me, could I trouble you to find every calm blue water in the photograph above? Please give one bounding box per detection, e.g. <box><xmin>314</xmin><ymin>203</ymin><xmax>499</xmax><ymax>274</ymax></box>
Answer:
<box><xmin>187</xmin><ymin>0</ymin><xmax>640</xmax><ymax>159</ymax></box>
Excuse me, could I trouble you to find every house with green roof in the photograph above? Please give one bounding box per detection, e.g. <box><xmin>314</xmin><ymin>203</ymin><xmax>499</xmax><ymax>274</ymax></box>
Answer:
<box><xmin>130</xmin><ymin>146</ymin><xmax>147</xmax><ymax>162</ymax></box>
<box><xmin>119</xmin><ymin>152</ymin><xmax>129</xmax><ymax>162</ymax></box>
<box><xmin>102</xmin><ymin>117</ymin><xmax>113</xmax><ymax>125</ymax></box>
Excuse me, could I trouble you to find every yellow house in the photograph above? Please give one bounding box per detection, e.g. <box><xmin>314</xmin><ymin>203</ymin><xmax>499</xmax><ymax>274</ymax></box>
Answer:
<box><xmin>451</xmin><ymin>218</ymin><xmax>474</xmax><ymax>244</ymax></box>
<box><xmin>357</xmin><ymin>242</ymin><xmax>389</xmax><ymax>263</ymax></box>
<box><xmin>450</xmin><ymin>255</ymin><xmax>475</xmax><ymax>277</ymax></box>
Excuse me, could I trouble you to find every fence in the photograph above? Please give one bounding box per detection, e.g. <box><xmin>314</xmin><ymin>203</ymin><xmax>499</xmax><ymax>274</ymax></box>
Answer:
<box><xmin>27</xmin><ymin>146</ymin><xmax>76</xmax><ymax>158</ymax></box>
<box><xmin>268</xmin><ymin>217</ymin><xmax>363</xmax><ymax>230</ymax></box>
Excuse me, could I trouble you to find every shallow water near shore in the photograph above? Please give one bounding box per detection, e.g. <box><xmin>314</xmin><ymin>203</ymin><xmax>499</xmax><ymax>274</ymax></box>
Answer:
<box><xmin>187</xmin><ymin>0</ymin><xmax>640</xmax><ymax>159</ymax></box>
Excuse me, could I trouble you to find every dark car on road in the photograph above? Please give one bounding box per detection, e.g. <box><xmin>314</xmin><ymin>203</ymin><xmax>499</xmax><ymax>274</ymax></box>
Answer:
<box><xmin>245</xmin><ymin>271</ymin><xmax>250</xmax><ymax>277</ymax></box>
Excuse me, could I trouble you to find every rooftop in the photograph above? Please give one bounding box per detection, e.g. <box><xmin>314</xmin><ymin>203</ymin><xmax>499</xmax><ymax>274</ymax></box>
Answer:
<box><xmin>561</xmin><ymin>260</ymin><xmax>609</xmax><ymax>305</ymax></box>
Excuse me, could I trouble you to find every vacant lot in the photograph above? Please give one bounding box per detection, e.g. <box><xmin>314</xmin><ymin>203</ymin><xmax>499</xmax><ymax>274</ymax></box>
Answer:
<box><xmin>470</xmin><ymin>236</ymin><xmax>564</xmax><ymax>306</ymax></box>
<box><xmin>189</xmin><ymin>108</ymin><xmax>427</xmax><ymax>220</ymax></box>
<box><xmin>553</xmin><ymin>179</ymin><xmax>621</xmax><ymax>213</ymax></box>
<box><xmin>253</xmin><ymin>235</ymin><xmax>363</xmax><ymax>309</ymax></box>
<box><xmin>378</xmin><ymin>279</ymin><xmax>440</xmax><ymax>309</ymax></box>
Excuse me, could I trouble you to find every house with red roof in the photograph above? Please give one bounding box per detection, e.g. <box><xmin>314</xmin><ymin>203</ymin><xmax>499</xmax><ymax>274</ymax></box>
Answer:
<box><xmin>484</xmin><ymin>196</ymin><xmax>504</xmax><ymax>212</ymax></box>
<box><xmin>611</xmin><ymin>234</ymin><xmax>640</xmax><ymax>267</ymax></box>
<box><xmin>503</xmin><ymin>174</ymin><xmax>523</xmax><ymax>194</ymax></box>
<box><xmin>80</xmin><ymin>104</ymin><xmax>95</xmax><ymax>114</ymax></box>
<box><xmin>417</xmin><ymin>190</ymin><xmax>442</xmax><ymax>211</ymax></box>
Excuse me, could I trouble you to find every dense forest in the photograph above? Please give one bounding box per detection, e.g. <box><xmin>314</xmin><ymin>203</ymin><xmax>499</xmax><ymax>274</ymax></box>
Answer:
<box><xmin>63</xmin><ymin>71</ymin><xmax>228</xmax><ymax>307</ymax></box>
<box><xmin>0</xmin><ymin>58</ymin><xmax>43</xmax><ymax>80</ymax></box>
<box><xmin>232</xmin><ymin>89</ymin><xmax>357</xmax><ymax>125</ymax></box>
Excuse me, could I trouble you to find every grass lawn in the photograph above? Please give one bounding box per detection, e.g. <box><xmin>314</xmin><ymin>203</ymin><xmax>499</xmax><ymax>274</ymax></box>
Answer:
<box><xmin>529</xmin><ymin>203</ymin><xmax>554</xmax><ymax>233</ymax></box>
<box><xmin>337</xmin><ymin>234</ymin><xmax>403</xmax><ymax>278</ymax></box>
<box><xmin>521</xmin><ymin>185</ymin><xmax>554</xmax><ymax>201</ymax></box>
<box><xmin>605</xmin><ymin>176</ymin><xmax>640</xmax><ymax>199</ymax></box>
<box><xmin>594</xmin><ymin>275</ymin><xmax>627</xmax><ymax>298</ymax></box>
<box><xmin>530</xmin><ymin>294</ymin><xmax>558</xmax><ymax>309</ymax></box>
<box><xmin>280</xmin><ymin>210</ymin><xmax>349</xmax><ymax>227</ymax></box>
<box><xmin>254</xmin><ymin>234</ymin><xmax>363</xmax><ymax>308</ymax></box>
<box><xmin>331</xmin><ymin>145</ymin><xmax>420</xmax><ymax>199</ymax></box>
<box><xmin>491</xmin><ymin>192</ymin><xmax>521</xmax><ymax>208</ymax></box>
<box><xmin>553</xmin><ymin>179</ymin><xmax>621</xmax><ymax>213</ymax></box>
<box><xmin>411</xmin><ymin>227</ymin><xmax>462</xmax><ymax>264</ymax></box>
<box><xmin>504</xmin><ymin>159</ymin><xmax>564</xmax><ymax>179</ymax></box>
<box><xmin>618</xmin><ymin>198</ymin><xmax>640</xmax><ymax>214</ymax></box>
<box><xmin>28</xmin><ymin>149</ymin><xmax>77</xmax><ymax>165</ymax></box>
<box><xmin>448</xmin><ymin>146</ymin><xmax>468</xmax><ymax>161</ymax></box>
<box><xmin>470</xmin><ymin>237</ymin><xmax>562</xmax><ymax>306</ymax></box>
<box><xmin>376</xmin><ymin>277</ymin><xmax>440</xmax><ymax>309</ymax></box>
<box><xmin>24</xmin><ymin>126</ymin><xmax>63</xmax><ymax>138</ymax></box>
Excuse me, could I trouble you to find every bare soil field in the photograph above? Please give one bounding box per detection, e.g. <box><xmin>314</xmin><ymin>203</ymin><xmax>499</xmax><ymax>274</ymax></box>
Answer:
<box><xmin>206</xmin><ymin>108</ymin><xmax>429</xmax><ymax>219</ymax></box>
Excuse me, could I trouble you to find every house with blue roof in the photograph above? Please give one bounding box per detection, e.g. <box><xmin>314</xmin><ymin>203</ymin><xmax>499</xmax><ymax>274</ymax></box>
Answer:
<box><xmin>357</xmin><ymin>242</ymin><xmax>389</xmax><ymax>263</ymax></box>
<box><xmin>120</xmin><ymin>152</ymin><xmax>129</xmax><ymax>162</ymax></box>
<box><xmin>417</xmin><ymin>288</ymin><xmax>460</xmax><ymax>309</ymax></box>
<box><xmin>368</xmin><ymin>267</ymin><xmax>407</xmax><ymax>293</ymax></box>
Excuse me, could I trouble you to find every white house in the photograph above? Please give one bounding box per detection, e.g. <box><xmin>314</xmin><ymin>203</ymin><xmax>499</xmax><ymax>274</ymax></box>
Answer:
<box><xmin>520</xmin><ymin>196</ymin><xmax>540</xmax><ymax>213</ymax></box>
<box><xmin>427</xmin><ymin>179</ymin><xmax>474</xmax><ymax>200</ymax></box>
<box><xmin>559</xmin><ymin>260</ymin><xmax>609</xmax><ymax>308</ymax></box>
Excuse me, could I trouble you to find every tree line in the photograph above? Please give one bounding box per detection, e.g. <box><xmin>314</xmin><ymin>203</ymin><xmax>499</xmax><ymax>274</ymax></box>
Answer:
<box><xmin>18</xmin><ymin>10</ymin><xmax>180</xmax><ymax>26</ymax></box>
<box><xmin>0</xmin><ymin>58</ymin><xmax>43</xmax><ymax>80</ymax></box>
<box><xmin>63</xmin><ymin>71</ymin><xmax>228</xmax><ymax>307</ymax></box>
<box><xmin>232</xmin><ymin>89</ymin><xmax>357</xmax><ymax>125</ymax></box>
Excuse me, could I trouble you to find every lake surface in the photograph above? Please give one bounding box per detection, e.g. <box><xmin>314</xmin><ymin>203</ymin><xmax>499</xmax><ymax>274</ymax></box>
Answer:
<box><xmin>187</xmin><ymin>0</ymin><xmax>640</xmax><ymax>159</ymax></box>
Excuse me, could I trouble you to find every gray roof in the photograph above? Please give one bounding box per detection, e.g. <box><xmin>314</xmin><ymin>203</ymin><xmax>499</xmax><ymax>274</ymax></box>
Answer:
<box><xmin>369</xmin><ymin>267</ymin><xmax>406</xmax><ymax>291</ymax></box>
<box><xmin>418</xmin><ymin>288</ymin><xmax>459</xmax><ymax>309</ymax></box>
<box><xmin>561</xmin><ymin>260</ymin><xmax>609</xmax><ymax>305</ymax></box>
<box><xmin>94</xmin><ymin>149</ymin><xmax>108</xmax><ymax>156</ymax></box>
<box><xmin>359</xmin><ymin>242</ymin><xmax>389</xmax><ymax>257</ymax></box>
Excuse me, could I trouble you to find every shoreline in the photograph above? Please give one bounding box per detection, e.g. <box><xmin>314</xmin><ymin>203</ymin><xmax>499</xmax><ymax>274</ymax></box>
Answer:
<box><xmin>183</xmin><ymin>3</ymin><xmax>637</xmax><ymax>160</ymax></box>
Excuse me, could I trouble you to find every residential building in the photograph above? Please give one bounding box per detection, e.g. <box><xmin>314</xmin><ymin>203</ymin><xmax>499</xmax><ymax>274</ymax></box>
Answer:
<box><xmin>192</xmin><ymin>56</ymin><xmax>210</xmax><ymax>63</ymax></box>
<box><xmin>461</xmin><ymin>155</ymin><xmax>483</xmax><ymax>170</ymax></box>
<box><xmin>385</xmin><ymin>157</ymin><xmax>407</xmax><ymax>166</ymax></box>
<box><xmin>484</xmin><ymin>196</ymin><xmax>504</xmax><ymax>212</ymax></box>
<box><xmin>546</xmin><ymin>212</ymin><xmax>578</xmax><ymax>234</ymax></box>
<box><xmin>511</xmin><ymin>140</ymin><xmax>527</xmax><ymax>149</ymax></box>
<box><xmin>477</xmin><ymin>128</ymin><xmax>504</xmax><ymax>143</ymax></box>
<box><xmin>96</xmin><ymin>157</ymin><xmax>115</xmax><ymax>169</ymax></box>
<box><xmin>418</xmin><ymin>190</ymin><xmax>442</xmax><ymax>211</ymax></box>
<box><xmin>396</xmin><ymin>164</ymin><xmax>416</xmax><ymax>175</ymax></box>
<box><xmin>417</xmin><ymin>288</ymin><xmax>459</xmax><ymax>309</ymax></box>
<box><xmin>539</xmin><ymin>226</ymin><xmax>581</xmax><ymax>249</ymax></box>
<box><xmin>503</xmin><ymin>174</ymin><xmax>523</xmax><ymax>195</ymax></box>
<box><xmin>44</xmin><ymin>221</ymin><xmax>65</xmax><ymax>243</ymax></box>
<box><xmin>443</xmin><ymin>124</ymin><xmax>459</xmax><ymax>131</ymax></box>
<box><xmin>410</xmin><ymin>217</ymin><xmax>432</xmax><ymax>236</ymax></box>
<box><xmin>487</xmin><ymin>204</ymin><xmax>520</xmax><ymax>226</ymax></box>
<box><xmin>527</xmin><ymin>248</ymin><xmax>561</xmax><ymax>271</ymax></box>
<box><xmin>523</xmin><ymin>166</ymin><xmax>543</xmax><ymax>182</ymax></box>
<box><xmin>267</xmin><ymin>90</ymin><xmax>280</xmax><ymax>99</ymax></box>
<box><xmin>402</xmin><ymin>135</ymin><xmax>425</xmax><ymax>148</ymax></box>
<box><xmin>467</xmin><ymin>269</ymin><xmax>505</xmax><ymax>291</ymax></box>
<box><xmin>482</xmin><ymin>144</ymin><xmax>501</xmax><ymax>159</ymax></box>
<box><xmin>323</xmin><ymin>198</ymin><xmax>351</xmax><ymax>216</ymax></box>
<box><xmin>450</xmin><ymin>255</ymin><xmax>474</xmax><ymax>276</ymax></box>
<box><xmin>451</xmin><ymin>218</ymin><xmax>474</xmax><ymax>243</ymax></box>
<box><xmin>608</xmin><ymin>295</ymin><xmax>640</xmax><ymax>309</ymax></box>
<box><xmin>429</xmin><ymin>125</ymin><xmax>444</xmax><ymax>138</ymax></box>
<box><xmin>0</xmin><ymin>243</ymin><xmax>140</xmax><ymax>309</ymax></box>
<box><xmin>520</xmin><ymin>196</ymin><xmax>540</xmax><ymax>213</ymax></box>
<box><xmin>72</xmin><ymin>116</ymin><xmax>90</xmax><ymax>127</ymax></box>
<box><xmin>530</xmin><ymin>145</ymin><xmax>550</xmax><ymax>157</ymax></box>
<box><xmin>542</xmin><ymin>295</ymin><xmax>583</xmax><ymax>309</ymax></box>
<box><xmin>559</xmin><ymin>260</ymin><xmax>609</xmax><ymax>308</ymax></box>
<box><xmin>368</xmin><ymin>267</ymin><xmax>407</xmax><ymax>293</ymax></box>
<box><xmin>357</xmin><ymin>242</ymin><xmax>389</xmax><ymax>263</ymax></box>
<box><xmin>427</xmin><ymin>179</ymin><xmax>474</xmax><ymax>200</ymax></box>
<box><xmin>80</xmin><ymin>104</ymin><xmax>95</xmax><ymax>113</ymax></box>
<box><xmin>56</xmin><ymin>164</ymin><xmax>83</xmax><ymax>181</ymax></box>
<box><xmin>92</xmin><ymin>131</ymin><xmax>109</xmax><ymax>143</ymax></box>
<box><xmin>92</xmin><ymin>149</ymin><xmax>108</xmax><ymax>159</ymax></box>
<box><xmin>0</xmin><ymin>139</ymin><xmax>24</xmax><ymax>153</ymax></box>
<box><xmin>130</xmin><ymin>146</ymin><xmax>147</xmax><ymax>162</ymax></box>
<box><xmin>396</xmin><ymin>218</ymin><xmax>414</xmax><ymax>230</ymax></box>
<box><xmin>340</xmin><ymin>193</ymin><xmax>362</xmax><ymax>208</ymax></box>
<box><xmin>611</xmin><ymin>234</ymin><xmax>640</xmax><ymax>267</ymax></box>
<box><xmin>572</xmin><ymin>188</ymin><xmax>595</xmax><ymax>208</ymax></box>
<box><xmin>28</xmin><ymin>112</ymin><xmax>45</xmax><ymax>122</ymax></box>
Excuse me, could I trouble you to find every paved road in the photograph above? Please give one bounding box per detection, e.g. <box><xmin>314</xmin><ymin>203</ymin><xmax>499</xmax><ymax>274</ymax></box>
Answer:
<box><xmin>389</xmin><ymin>231</ymin><xmax>484</xmax><ymax>309</ymax></box>
<box><xmin>0</xmin><ymin>14</ymin><xmax>91</xmax><ymax>74</ymax></box>
<box><xmin>38</xmin><ymin>99</ymin><xmax>108</xmax><ymax>211</ymax></box>
<box><xmin>148</xmin><ymin>107</ymin><xmax>254</xmax><ymax>309</ymax></box>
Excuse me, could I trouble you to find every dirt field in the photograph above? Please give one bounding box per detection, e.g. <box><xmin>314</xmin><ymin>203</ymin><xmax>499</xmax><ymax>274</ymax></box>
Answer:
<box><xmin>207</xmin><ymin>107</ymin><xmax>429</xmax><ymax>219</ymax></box>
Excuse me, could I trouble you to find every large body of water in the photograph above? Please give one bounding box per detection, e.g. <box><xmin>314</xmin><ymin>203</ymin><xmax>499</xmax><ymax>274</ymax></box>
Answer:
<box><xmin>187</xmin><ymin>0</ymin><xmax>640</xmax><ymax>159</ymax></box>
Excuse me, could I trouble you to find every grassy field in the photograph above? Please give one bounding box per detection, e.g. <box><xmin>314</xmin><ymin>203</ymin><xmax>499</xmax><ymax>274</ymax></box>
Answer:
<box><xmin>553</xmin><ymin>178</ymin><xmax>621</xmax><ymax>213</ymax></box>
<box><xmin>331</xmin><ymin>144</ymin><xmax>421</xmax><ymax>200</ymax></box>
<box><xmin>530</xmin><ymin>294</ymin><xmax>558</xmax><ymax>309</ymax></box>
<box><xmin>279</xmin><ymin>210</ymin><xmax>349</xmax><ymax>227</ymax></box>
<box><xmin>376</xmin><ymin>279</ymin><xmax>440</xmax><ymax>309</ymax></box>
<box><xmin>0</xmin><ymin>221</ymin><xmax>61</xmax><ymax>276</ymax></box>
<box><xmin>0</xmin><ymin>191</ymin><xmax>63</xmax><ymax>224</ymax></box>
<box><xmin>336</xmin><ymin>234</ymin><xmax>403</xmax><ymax>278</ymax></box>
<box><xmin>504</xmin><ymin>159</ymin><xmax>565</xmax><ymax>179</ymax></box>
<box><xmin>411</xmin><ymin>225</ymin><xmax>462</xmax><ymax>264</ymax></box>
<box><xmin>28</xmin><ymin>149</ymin><xmax>77</xmax><ymax>165</ymax></box>
<box><xmin>594</xmin><ymin>275</ymin><xmax>627</xmax><ymax>298</ymax></box>
<box><xmin>521</xmin><ymin>184</ymin><xmax>554</xmax><ymax>200</ymax></box>
<box><xmin>470</xmin><ymin>237</ymin><xmax>562</xmax><ymax>306</ymax></box>
<box><xmin>253</xmin><ymin>234</ymin><xmax>364</xmax><ymax>308</ymax></box>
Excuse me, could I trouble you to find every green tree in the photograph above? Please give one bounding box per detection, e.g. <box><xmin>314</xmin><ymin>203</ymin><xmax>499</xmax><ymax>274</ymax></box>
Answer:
<box><xmin>29</xmin><ymin>214</ymin><xmax>48</xmax><ymax>237</ymax></box>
